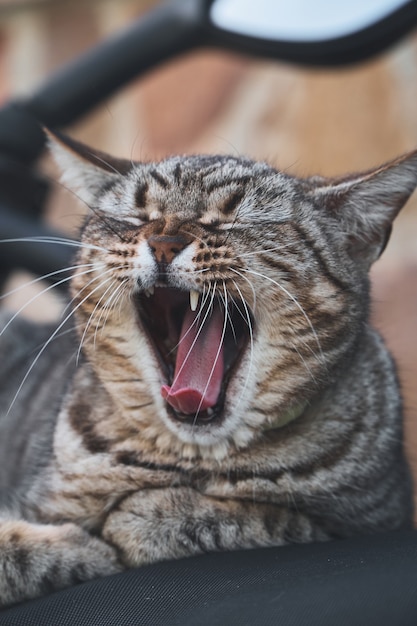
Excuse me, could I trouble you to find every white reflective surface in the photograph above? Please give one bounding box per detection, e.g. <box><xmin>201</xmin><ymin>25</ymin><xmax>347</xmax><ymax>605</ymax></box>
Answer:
<box><xmin>210</xmin><ymin>0</ymin><xmax>410</xmax><ymax>41</ymax></box>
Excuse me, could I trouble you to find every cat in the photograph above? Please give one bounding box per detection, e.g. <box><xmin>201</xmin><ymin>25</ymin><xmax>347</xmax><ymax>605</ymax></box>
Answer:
<box><xmin>0</xmin><ymin>129</ymin><xmax>415</xmax><ymax>608</ymax></box>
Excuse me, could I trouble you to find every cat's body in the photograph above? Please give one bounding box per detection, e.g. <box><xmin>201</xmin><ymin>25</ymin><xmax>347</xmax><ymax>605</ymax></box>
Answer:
<box><xmin>0</xmin><ymin>134</ymin><xmax>415</xmax><ymax>607</ymax></box>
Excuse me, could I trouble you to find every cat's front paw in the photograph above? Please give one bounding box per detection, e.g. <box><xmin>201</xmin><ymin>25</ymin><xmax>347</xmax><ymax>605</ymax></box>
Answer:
<box><xmin>102</xmin><ymin>487</ymin><xmax>250</xmax><ymax>567</ymax></box>
<box><xmin>102</xmin><ymin>488</ymin><xmax>204</xmax><ymax>567</ymax></box>
<box><xmin>0</xmin><ymin>520</ymin><xmax>123</xmax><ymax>607</ymax></box>
<box><xmin>44</xmin><ymin>522</ymin><xmax>123</xmax><ymax>575</ymax></box>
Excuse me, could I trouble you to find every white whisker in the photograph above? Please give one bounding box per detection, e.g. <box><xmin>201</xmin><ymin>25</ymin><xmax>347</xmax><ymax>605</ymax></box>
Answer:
<box><xmin>60</xmin><ymin>264</ymin><xmax>116</xmax><ymax>318</ymax></box>
<box><xmin>93</xmin><ymin>277</ymin><xmax>129</xmax><ymax>349</ymax></box>
<box><xmin>194</xmin><ymin>283</ymin><xmax>228</xmax><ymax>421</ymax></box>
<box><xmin>196</xmin><ymin>283</ymin><xmax>212</xmax><ymax>320</ymax></box>
<box><xmin>231</xmin><ymin>279</ymin><xmax>255</xmax><ymax>409</ymax></box>
<box><xmin>241</xmin><ymin>268</ymin><xmax>325</xmax><ymax>365</ymax></box>
<box><xmin>180</xmin><ymin>229</ymin><xmax>206</xmax><ymax>246</ymax></box>
<box><xmin>229</xmin><ymin>267</ymin><xmax>257</xmax><ymax>312</ymax></box>
<box><xmin>288</xmin><ymin>341</ymin><xmax>318</xmax><ymax>384</ymax></box>
<box><xmin>6</xmin><ymin>276</ymin><xmax>123</xmax><ymax>415</ymax></box>
<box><xmin>0</xmin><ymin>263</ymin><xmax>94</xmax><ymax>302</ymax></box>
<box><xmin>0</xmin><ymin>264</ymin><xmax>97</xmax><ymax>338</ymax></box>
<box><xmin>167</xmin><ymin>296</ymin><xmax>205</xmax><ymax>358</ymax></box>
<box><xmin>76</xmin><ymin>275</ymin><xmax>122</xmax><ymax>364</ymax></box>
<box><xmin>87</xmin><ymin>154</ymin><xmax>122</xmax><ymax>176</ymax></box>
<box><xmin>218</xmin><ymin>281</ymin><xmax>236</xmax><ymax>343</ymax></box>
<box><xmin>0</xmin><ymin>237</ymin><xmax>108</xmax><ymax>253</ymax></box>
<box><xmin>113</xmin><ymin>280</ymin><xmax>130</xmax><ymax>324</ymax></box>
<box><xmin>239</xmin><ymin>243</ymin><xmax>294</xmax><ymax>257</ymax></box>
<box><xmin>170</xmin><ymin>284</ymin><xmax>216</xmax><ymax>393</ymax></box>
<box><xmin>169</xmin><ymin>283</ymin><xmax>213</xmax><ymax>358</ymax></box>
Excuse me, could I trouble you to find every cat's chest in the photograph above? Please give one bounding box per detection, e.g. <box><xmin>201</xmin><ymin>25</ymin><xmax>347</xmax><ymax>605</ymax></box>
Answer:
<box><xmin>32</xmin><ymin>431</ymin><xmax>305</xmax><ymax>531</ymax></box>
<box><xmin>31</xmin><ymin>381</ymin><xmax>341</xmax><ymax>528</ymax></box>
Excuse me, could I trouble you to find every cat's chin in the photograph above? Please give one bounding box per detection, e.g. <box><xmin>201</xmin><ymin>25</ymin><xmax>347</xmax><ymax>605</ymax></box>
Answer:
<box><xmin>165</xmin><ymin>401</ymin><xmax>225</xmax><ymax>428</ymax></box>
<box><xmin>158</xmin><ymin>406</ymin><xmax>255</xmax><ymax>456</ymax></box>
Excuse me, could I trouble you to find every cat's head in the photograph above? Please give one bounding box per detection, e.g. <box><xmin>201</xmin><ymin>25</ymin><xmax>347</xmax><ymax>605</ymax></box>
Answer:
<box><xmin>49</xmin><ymin>130</ymin><xmax>417</xmax><ymax>457</ymax></box>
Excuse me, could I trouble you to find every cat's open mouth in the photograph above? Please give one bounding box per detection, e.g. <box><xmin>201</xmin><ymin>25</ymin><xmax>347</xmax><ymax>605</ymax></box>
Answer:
<box><xmin>135</xmin><ymin>287</ymin><xmax>252</xmax><ymax>426</ymax></box>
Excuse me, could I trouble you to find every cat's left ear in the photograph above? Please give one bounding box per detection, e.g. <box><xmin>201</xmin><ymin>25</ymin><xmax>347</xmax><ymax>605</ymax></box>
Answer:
<box><xmin>45</xmin><ymin>128</ymin><xmax>133</xmax><ymax>206</ymax></box>
<box><xmin>307</xmin><ymin>150</ymin><xmax>417</xmax><ymax>265</ymax></box>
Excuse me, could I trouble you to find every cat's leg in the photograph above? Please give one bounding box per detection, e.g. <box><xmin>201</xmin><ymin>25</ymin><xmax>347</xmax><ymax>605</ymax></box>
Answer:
<box><xmin>102</xmin><ymin>487</ymin><xmax>329</xmax><ymax>567</ymax></box>
<box><xmin>0</xmin><ymin>517</ymin><xmax>123</xmax><ymax>608</ymax></box>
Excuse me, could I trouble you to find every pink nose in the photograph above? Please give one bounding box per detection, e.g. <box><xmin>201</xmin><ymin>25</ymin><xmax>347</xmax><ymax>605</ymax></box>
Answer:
<box><xmin>148</xmin><ymin>235</ymin><xmax>189</xmax><ymax>264</ymax></box>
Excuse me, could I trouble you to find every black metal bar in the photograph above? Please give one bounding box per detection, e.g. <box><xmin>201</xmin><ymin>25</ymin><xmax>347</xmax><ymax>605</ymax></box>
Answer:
<box><xmin>23</xmin><ymin>0</ymin><xmax>208</xmax><ymax>130</ymax></box>
<box><xmin>205</xmin><ymin>0</ymin><xmax>417</xmax><ymax>67</ymax></box>
<box><xmin>0</xmin><ymin>0</ymin><xmax>210</xmax><ymax>165</ymax></box>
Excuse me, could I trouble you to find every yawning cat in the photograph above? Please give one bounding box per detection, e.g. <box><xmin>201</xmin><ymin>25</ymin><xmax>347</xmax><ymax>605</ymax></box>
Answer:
<box><xmin>0</xmin><ymin>131</ymin><xmax>415</xmax><ymax>607</ymax></box>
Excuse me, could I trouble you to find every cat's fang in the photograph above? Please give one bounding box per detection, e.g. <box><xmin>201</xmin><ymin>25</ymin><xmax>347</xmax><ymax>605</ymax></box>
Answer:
<box><xmin>189</xmin><ymin>290</ymin><xmax>199</xmax><ymax>312</ymax></box>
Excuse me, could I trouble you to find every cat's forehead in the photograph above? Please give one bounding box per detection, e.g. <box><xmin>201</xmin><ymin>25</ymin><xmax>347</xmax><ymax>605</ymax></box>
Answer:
<box><xmin>143</xmin><ymin>154</ymin><xmax>269</xmax><ymax>182</ymax></box>
<box><xmin>123</xmin><ymin>154</ymin><xmax>297</xmax><ymax>219</ymax></box>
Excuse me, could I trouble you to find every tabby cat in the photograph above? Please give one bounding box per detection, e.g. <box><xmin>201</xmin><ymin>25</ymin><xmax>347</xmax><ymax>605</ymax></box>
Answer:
<box><xmin>0</xmin><ymin>131</ymin><xmax>415</xmax><ymax>607</ymax></box>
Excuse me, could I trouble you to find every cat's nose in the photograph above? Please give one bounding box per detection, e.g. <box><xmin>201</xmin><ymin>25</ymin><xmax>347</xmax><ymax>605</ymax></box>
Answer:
<box><xmin>148</xmin><ymin>234</ymin><xmax>189</xmax><ymax>265</ymax></box>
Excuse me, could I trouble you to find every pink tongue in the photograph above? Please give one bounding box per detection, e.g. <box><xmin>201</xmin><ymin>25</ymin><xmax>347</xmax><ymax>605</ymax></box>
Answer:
<box><xmin>161</xmin><ymin>305</ymin><xmax>224</xmax><ymax>415</ymax></box>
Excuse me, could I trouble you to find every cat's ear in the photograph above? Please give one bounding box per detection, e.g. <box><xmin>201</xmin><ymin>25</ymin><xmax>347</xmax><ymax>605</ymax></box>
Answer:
<box><xmin>307</xmin><ymin>150</ymin><xmax>417</xmax><ymax>265</ymax></box>
<box><xmin>45</xmin><ymin>128</ymin><xmax>133</xmax><ymax>206</ymax></box>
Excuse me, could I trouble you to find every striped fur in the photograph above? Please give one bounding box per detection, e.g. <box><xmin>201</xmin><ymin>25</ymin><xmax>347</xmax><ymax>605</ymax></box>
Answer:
<box><xmin>0</xmin><ymin>133</ymin><xmax>415</xmax><ymax>607</ymax></box>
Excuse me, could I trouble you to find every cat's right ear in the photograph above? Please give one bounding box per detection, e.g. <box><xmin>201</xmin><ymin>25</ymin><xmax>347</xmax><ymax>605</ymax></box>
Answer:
<box><xmin>45</xmin><ymin>128</ymin><xmax>133</xmax><ymax>206</ymax></box>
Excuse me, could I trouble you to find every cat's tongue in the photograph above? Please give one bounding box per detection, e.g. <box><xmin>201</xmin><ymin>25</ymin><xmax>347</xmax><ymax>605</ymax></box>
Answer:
<box><xmin>161</xmin><ymin>306</ymin><xmax>224</xmax><ymax>415</ymax></box>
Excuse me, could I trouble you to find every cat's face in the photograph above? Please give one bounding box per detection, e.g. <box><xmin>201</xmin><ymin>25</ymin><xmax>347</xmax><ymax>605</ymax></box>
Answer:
<box><xmin>51</xmin><ymin>133</ymin><xmax>417</xmax><ymax>456</ymax></box>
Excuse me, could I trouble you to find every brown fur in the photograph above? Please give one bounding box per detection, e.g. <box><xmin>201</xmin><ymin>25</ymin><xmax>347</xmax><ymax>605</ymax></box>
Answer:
<box><xmin>0</xmin><ymin>134</ymin><xmax>416</xmax><ymax>607</ymax></box>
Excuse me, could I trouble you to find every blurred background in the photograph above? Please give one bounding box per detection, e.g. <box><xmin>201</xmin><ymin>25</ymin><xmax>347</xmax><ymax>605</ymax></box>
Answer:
<box><xmin>0</xmin><ymin>0</ymin><xmax>417</xmax><ymax>505</ymax></box>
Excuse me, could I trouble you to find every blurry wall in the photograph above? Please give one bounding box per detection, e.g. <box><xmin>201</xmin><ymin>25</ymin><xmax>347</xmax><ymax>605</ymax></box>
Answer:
<box><xmin>1</xmin><ymin>0</ymin><xmax>417</xmax><ymax>499</ymax></box>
